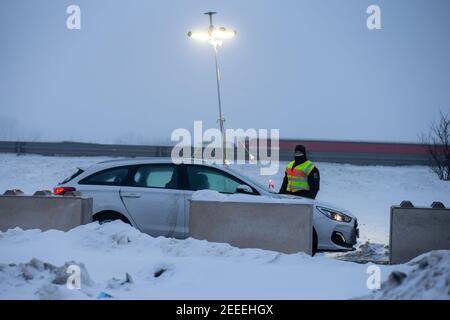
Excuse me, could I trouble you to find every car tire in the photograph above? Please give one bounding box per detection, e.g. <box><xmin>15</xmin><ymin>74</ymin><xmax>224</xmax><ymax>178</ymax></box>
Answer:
<box><xmin>93</xmin><ymin>211</ymin><xmax>131</xmax><ymax>225</ymax></box>
<box><xmin>312</xmin><ymin>228</ymin><xmax>318</xmax><ymax>256</ymax></box>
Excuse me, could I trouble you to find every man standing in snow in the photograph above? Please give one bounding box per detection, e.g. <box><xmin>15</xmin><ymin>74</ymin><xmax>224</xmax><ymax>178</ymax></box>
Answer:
<box><xmin>279</xmin><ymin>144</ymin><xmax>320</xmax><ymax>199</ymax></box>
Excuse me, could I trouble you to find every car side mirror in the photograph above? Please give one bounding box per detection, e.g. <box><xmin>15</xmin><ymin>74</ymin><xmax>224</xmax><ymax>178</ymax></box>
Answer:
<box><xmin>236</xmin><ymin>185</ymin><xmax>254</xmax><ymax>195</ymax></box>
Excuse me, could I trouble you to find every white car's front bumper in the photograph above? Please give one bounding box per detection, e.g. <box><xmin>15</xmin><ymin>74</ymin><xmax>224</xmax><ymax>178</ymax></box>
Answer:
<box><xmin>314</xmin><ymin>213</ymin><xmax>359</xmax><ymax>251</ymax></box>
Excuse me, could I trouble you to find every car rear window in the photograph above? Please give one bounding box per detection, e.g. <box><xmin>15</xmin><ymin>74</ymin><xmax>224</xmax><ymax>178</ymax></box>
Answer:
<box><xmin>60</xmin><ymin>168</ymin><xmax>85</xmax><ymax>184</ymax></box>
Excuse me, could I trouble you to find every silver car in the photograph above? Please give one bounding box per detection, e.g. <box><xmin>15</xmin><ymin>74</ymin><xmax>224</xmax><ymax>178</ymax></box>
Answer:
<box><xmin>54</xmin><ymin>158</ymin><xmax>359</xmax><ymax>253</ymax></box>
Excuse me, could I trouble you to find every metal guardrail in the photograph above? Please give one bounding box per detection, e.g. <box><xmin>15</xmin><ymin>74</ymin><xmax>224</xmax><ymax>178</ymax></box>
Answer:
<box><xmin>0</xmin><ymin>141</ymin><xmax>173</xmax><ymax>158</ymax></box>
<box><xmin>280</xmin><ymin>150</ymin><xmax>430</xmax><ymax>166</ymax></box>
<box><xmin>0</xmin><ymin>140</ymin><xmax>431</xmax><ymax>166</ymax></box>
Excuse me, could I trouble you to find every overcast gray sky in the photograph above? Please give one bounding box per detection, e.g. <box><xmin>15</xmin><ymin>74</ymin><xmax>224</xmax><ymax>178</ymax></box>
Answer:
<box><xmin>0</xmin><ymin>0</ymin><xmax>449</xmax><ymax>144</ymax></box>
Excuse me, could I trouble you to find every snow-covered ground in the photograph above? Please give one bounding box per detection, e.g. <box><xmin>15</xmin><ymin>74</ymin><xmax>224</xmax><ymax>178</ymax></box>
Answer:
<box><xmin>1</xmin><ymin>222</ymin><xmax>449</xmax><ymax>299</ymax></box>
<box><xmin>1</xmin><ymin>222</ymin><xmax>384</xmax><ymax>299</ymax></box>
<box><xmin>0</xmin><ymin>154</ymin><xmax>449</xmax><ymax>299</ymax></box>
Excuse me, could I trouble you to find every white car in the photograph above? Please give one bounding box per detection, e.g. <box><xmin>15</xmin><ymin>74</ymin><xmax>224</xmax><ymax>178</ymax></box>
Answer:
<box><xmin>54</xmin><ymin>159</ymin><xmax>359</xmax><ymax>253</ymax></box>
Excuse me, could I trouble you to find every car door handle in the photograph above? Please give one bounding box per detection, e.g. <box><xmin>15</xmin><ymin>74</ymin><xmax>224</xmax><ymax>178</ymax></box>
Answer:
<box><xmin>121</xmin><ymin>192</ymin><xmax>141</xmax><ymax>198</ymax></box>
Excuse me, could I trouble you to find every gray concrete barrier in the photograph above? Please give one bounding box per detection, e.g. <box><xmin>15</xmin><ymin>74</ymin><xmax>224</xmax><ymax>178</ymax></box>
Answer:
<box><xmin>389</xmin><ymin>202</ymin><xmax>450</xmax><ymax>264</ymax></box>
<box><xmin>0</xmin><ymin>191</ymin><xmax>93</xmax><ymax>232</ymax></box>
<box><xmin>189</xmin><ymin>200</ymin><xmax>313</xmax><ymax>255</ymax></box>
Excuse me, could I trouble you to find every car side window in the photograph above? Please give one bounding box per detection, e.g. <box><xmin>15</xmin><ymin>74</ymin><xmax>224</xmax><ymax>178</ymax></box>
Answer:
<box><xmin>131</xmin><ymin>165</ymin><xmax>178</xmax><ymax>189</ymax></box>
<box><xmin>79</xmin><ymin>167</ymin><xmax>129</xmax><ymax>186</ymax></box>
<box><xmin>186</xmin><ymin>165</ymin><xmax>252</xmax><ymax>194</ymax></box>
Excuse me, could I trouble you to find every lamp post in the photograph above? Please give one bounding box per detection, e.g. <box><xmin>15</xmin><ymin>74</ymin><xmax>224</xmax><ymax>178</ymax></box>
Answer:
<box><xmin>187</xmin><ymin>12</ymin><xmax>237</xmax><ymax>164</ymax></box>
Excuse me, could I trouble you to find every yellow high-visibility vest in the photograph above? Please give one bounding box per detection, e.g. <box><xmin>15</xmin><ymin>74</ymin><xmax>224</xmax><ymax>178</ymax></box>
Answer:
<box><xmin>285</xmin><ymin>160</ymin><xmax>315</xmax><ymax>192</ymax></box>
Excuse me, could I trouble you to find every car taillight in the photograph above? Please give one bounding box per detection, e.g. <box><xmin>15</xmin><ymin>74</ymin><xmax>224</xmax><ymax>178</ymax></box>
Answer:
<box><xmin>53</xmin><ymin>187</ymin><xmax>76</xmax><ymax>195</ymax></box>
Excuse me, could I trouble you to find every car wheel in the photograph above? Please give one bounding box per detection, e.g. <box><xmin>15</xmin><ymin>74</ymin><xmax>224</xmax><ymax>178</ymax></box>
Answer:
<box><xmin>312</xmin><ymin>228</ymin><xmax>318</xmax><ymax>256</ymax></box>
<box><xmin>93</xmin><ymin>211</ymin><xmax>131</xmax><ymax>225</ymax></box>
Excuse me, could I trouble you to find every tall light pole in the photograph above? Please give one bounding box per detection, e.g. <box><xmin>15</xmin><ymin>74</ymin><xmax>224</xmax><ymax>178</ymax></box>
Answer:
<box><xmin>187</xmin><ymin>12</ymin><xmax>237</xmax><ymax>164</ymax></box>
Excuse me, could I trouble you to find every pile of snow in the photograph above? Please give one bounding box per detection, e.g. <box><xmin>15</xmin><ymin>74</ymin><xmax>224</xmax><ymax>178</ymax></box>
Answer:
<box><xmin>192</xmin><ymin>190</ymin><xmax>234</xmax><ymax>202</ymax></box>
<box><xmin>363</xmin><ymin>251</ymin><xmax>450</xmax><ymax>299</ymax></box>
<box><xmin>0</xmin><ymin>221</ymin><xmax>405</xmax><ymax>300</ymax></box>
<box><xmin>191</xmin><ymin>190</ymin><xmax>311</xmax><ymax>204</ymax></box>
<box><xmin>1</xmin><ymin>221</ymin><xmax>449</xmax><ymax>299</ymax></box>
<box><xmin>0</xmin><ymin>259</ymin><xmax>94</xmax><ymax>299</ymax></box>
<box><xmin>329</xmin><ymin>241</ymin><xmax>389</xmax><ymax>264</ymax></box>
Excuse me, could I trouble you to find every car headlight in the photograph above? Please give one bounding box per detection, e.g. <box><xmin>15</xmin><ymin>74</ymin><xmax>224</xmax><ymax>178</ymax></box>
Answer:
<box><xmin>316</xmin><ymin>206</ymin><xmax>352</xmax><ymax>223</ymax></box>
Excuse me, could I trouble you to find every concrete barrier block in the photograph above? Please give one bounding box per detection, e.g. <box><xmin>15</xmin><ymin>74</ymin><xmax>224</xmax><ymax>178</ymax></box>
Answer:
<box><xmin>189</xmin><ymin>200</ymin><xmax>313</xmax><ymax>255</ymax></box>
<box><xmin>33</xmin><ymin>190</ymin><xmax>53</xmax><ymax>196</ymax></box>
<box><xmin>399</xmin><ymin>200</ymin><xmax>414</xmax><ymax>208</ymax></box>
<box><xmin>430</xmin><ymin>201</ymin><xmax>445</xmax><ymax>209</ymax></box>
<box><xmin>3</xmin><ymin>189</ymin><xmax>24</xmax><ymax>196</ymax></box>
<box><xmin>0</xmin><ymin>195</ymin><xmax>93</xmax><ymax>232</ymax></box>
<box><xmin>389</xmin><ymin>204</ymin><xmax>450</xmax><ymax>264</ymax></box>
<box><xmin>63</xmin><ymin>191</ymin><xmax>82</xmax><ymax>197</ymax></box>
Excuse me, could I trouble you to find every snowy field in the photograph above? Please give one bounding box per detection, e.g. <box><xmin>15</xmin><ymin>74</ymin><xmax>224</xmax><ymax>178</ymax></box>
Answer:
<box><xmin>1</xmin><ymin>221</ymin><xmax>449</xmax><ymax>300</ymax></box>
<box><xmin>0</xmin><ymin>154</ymin><xmax>449</xmax><ymax>299</ymax></box>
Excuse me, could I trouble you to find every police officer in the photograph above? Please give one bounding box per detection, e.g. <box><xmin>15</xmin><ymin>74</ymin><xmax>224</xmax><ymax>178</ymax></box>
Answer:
<box><xmin>279</xmin><ymin>144</ymin><xmax>320</xmax><ymax>199</ymax></box>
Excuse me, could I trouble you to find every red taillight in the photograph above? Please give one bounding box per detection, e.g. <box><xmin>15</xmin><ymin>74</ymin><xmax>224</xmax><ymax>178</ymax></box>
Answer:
<box><xmin>53</xmin><ymin>187</ymin><xmax>76</xmax><ymax>195</ymax></box>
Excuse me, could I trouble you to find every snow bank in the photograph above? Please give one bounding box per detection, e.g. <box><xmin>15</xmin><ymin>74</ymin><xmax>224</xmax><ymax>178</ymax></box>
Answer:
<box><xmin>0</xmin><ymin>221</ymin><xmax>400</xmax><ymax>299</ymax></box>
<box><xmin>192</xmin><ymin>190</ymin><xmax>230</xmax><ymax>201</ymax></box>
<box><xmin>1</xmin><ymin>221</ymin><xmax>449</xmax><ymax>299</ymax></box>
<box><xmin>325</xmin><ymin>241</ymin><xmax>389</xmax><ymax>264</ymax></box>
<box><xmin>363</xmin><ymin>250</ymin><xmax>450</xmax><ymax>300</ymax></box>
<box><xmin>0</xmin><ymin>259</ymin><xmax>94</xmax><ymax>299</ymax></box>
<box><xmin>192</xmin><ymin>190</ymin><xmax>310</xmax><ymax>204</ymax></box>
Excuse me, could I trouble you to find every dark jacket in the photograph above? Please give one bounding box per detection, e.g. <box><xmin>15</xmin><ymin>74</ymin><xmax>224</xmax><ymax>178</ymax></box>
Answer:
<box><xmin>279</xmin><ymin>157</ymin><xmax>320</xmax><ymax>199</ymax></box>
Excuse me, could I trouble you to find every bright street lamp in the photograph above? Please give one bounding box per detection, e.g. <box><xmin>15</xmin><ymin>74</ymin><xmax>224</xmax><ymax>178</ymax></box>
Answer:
<box><xmin>187</xmin><ymin>12</ymin><xmax>237</xmax><ymax>164</ymax></box>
